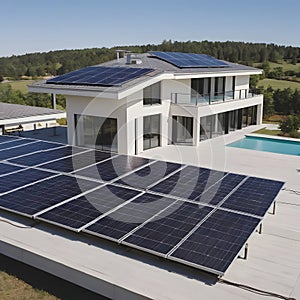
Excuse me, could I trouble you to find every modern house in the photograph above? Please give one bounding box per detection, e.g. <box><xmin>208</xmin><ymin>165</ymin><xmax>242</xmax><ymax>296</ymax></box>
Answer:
<box><xmin>29</xmin><ymin>51</ymin><xmax>263</xmax><ymax>155</ymax></box>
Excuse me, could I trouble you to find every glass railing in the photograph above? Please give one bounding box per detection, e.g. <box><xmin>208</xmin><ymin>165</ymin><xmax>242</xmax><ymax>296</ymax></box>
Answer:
<box><xmin>171</xmin><ymin>89</ymin><xmax>261</xmax><ymax>106</ymax></box>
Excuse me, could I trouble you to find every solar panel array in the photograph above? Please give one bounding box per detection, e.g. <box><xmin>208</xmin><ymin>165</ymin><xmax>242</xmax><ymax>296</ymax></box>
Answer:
<box><xmin>46</xmin><ymin>66</ymin><xmax>154</xmax><ymax>87</ymax></box>
<box><xmin>149</xmin><ymin>51</ymin><xmax>229</xmax><ymax>68</ymax></box>
<box><xmin>0</xmin><ymin>135</ymin><xmax>284</xmax><ymax>276</ymax></box>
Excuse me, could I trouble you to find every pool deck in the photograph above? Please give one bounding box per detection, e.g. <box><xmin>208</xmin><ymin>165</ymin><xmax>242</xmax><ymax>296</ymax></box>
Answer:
<box><xmin>1</xmin><ymin>124</ymin><xmax>300</xmax><ymax>299</ymax></box>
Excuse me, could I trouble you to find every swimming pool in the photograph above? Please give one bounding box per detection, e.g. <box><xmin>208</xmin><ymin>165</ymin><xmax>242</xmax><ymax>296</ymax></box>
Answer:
<box><xmin>227</xmin><ymin>136</ymin><xmax>300</xmax><ymax>156</ymax></box>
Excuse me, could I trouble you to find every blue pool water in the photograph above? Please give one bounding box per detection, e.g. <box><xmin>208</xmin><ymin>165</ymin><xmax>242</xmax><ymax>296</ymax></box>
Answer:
<box><xmin>227</xmin><ymin>136</ymin><xmax>300</xmax><ymax>156</ymax></box>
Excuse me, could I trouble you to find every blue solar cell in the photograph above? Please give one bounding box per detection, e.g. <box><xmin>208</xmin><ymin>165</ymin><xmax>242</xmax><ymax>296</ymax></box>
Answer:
<box><xmin>150</xmin><ymin>166</ymin><xmax>226</xmax><ymax>200</ymax></box>
<box><xmin>37</xmin><ymin>185</ymin><xmax>140</xmax><ymax>230</ymax></box>
<box><xmin>84</xmin><ymin>193</ymin><xmax>175</xmax><ymax>241</ymax></box>
<box><xmin>0</xmin><ymin>139</ymin><xmax>32</xmax><ymax>150</ymax></box>
<box><xmin>74</xmin><ymin>155</ymin><xmax>151</xmax><ymax>182</ymax></box>
<box><xmin>0</xmin><ymin>168</ymin><xmax>54</xmax><ymax>194</ymax></box>
<box><xmin>123</xmin><ymin>202</ymin><xmax>213</xmax><ymax>255</ymax></box>
<box><xmin>195</xmin><ymin>174</ymin><xmax>246</xmax><ymax>206</ymax></box>
<box><xmin>0</xmin><ymin>141</ymin><xmax>61</xmax><ymax>161</ymax></box>
<box><xmin>0</xmin><ymin>136</ymin><xmax>19</xmax><ymax>143</ymax></box>
<box><xmin>170</xmin><ymin>210</ymin><xmax>260</xmax><ymax>275</ymax></box>
<box><xmin>150</xmin><ymin>51</ymin><xmax>229</xmax><ymax>68</ymax></box>
<box><xmin>8</xmin><ymin>146</ymin><xmax>86</xmax><ymax>167</ymax></box>
<box><xmin>221</xmin><ymin>177</ymin><xmax>284</xmax><ymax>217</ymax></box>
<box><xmin>0</xmin><ymin>175</ymin><xmax>100</xmax><ymax>216</ymax></box>
<box><xmin>0</xmin><ymin>163</ymin><xmax>24</xmax><ymax>176</ymax></box>
<box><xmin>116</xmin><ymin>161</ymin><xmax>182</xmax><ymax>189</ymax></box>
<box><xmin>40</xmin><ymin>150</ymin><xmax>115</xmax><ymax>173</ymax></box>
<box><xmin>46</xmin><ymin>66</ymin><xmax>154</xmax><ymax>87</ymax></box>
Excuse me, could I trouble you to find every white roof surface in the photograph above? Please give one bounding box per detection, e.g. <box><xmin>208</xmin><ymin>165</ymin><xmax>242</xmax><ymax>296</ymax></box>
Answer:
<box><xmin>0</xmin><ymin>125</ymin><xmax>299</xmax><ymax>300</ymax></box>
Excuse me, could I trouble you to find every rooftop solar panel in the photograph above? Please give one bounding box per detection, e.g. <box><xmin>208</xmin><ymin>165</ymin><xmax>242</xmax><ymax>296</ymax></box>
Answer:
<box><xmin>8</xmin><ymin>146</ymin><xmax>88</xmax><ymax>167</ymax></box>
<box><xmin>0</xmin><ymin>175</ymin><xmax>100</xmax><ymax>217</ymax></box>
<box><xmin>46</xmin><ymin>66</ymin><xmax>154</xmax><ymax>87</ymax></box>
<box><xmin>0</xmin><ymin>141</ymin><xmax>62</xmax><ymax>161</ymax></box>
<box><xmin>0</xmin><ymin>168</ymin><xmax>54</xmax><ymax>194</ymax></box>
<box><xmin>36</xmin><ymin>185</ymin><xmax>140</xmax><ymax>230</ymax></box>
<box><xmin>0</xmin><ymin>136</ymin><xmax>285</xmax><ymax>276</ymax></box>
<box><xmin>115</xmin><ymin>161</ymin><xmax>182</xmax><ymax>189</ymax></box>
<box><xmin>221</xmin><ymin>177</ymin><xmax>284</xmax><ymax>217</ymax></box>
<box><xmin>40</xmin><ymin>150</ymin><xmax>115</xmax><ymax>173</ymax></box>
<box><xmin>122</xmin><ymin>202</ymin><xmax>213</xmax><ymax>255</ymax></box>
<box><xmin>84</xmin><ymin>193</ymin><xmax>175</xmax><ymax>241</ymax></box>
<box><xmin>150</xmin><ymin>166</ymin><xmax>226</xmax><ymax>200</ymax></box>
<box><xmin>0</xmin><ymin>135</ymin><xmax>19</xmax><ymax>143</ymax></box>
<box><xmin>169</xmin><ymin>210</ymin><xmax>261</xmax><ymax>275</ymax></box>
<box><xmin>149</xmin><ymin>51</ymin><xmax>229</xmax><ymax>68</ymax></box>
<box><xmin>74</xmin><ymin>155</ymin><xmax>151</xmax><ymax>182</ymax></box>
<box><xmin>0</xmin><ymin>139</ymin><xmax>32</xmax><ymax>150</ymax></box>
<box><xmin>0</xmin><ymin>163</ymin><xmax>24</xmax><ymax>176</ymax></box>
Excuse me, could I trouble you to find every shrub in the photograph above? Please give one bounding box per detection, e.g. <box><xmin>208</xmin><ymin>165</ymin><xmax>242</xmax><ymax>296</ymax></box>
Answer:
<box><xmin>279</xmin><ymin>115</ymin><xmax>300</xmax><ymax>134</ymax></box>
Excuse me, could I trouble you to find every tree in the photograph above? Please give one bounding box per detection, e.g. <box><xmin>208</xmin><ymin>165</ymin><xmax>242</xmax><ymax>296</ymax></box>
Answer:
<box><xmin>263</xmin><ymin>88</ymin><xmax>275</xmax><ymax>117</ymax></box>
<box><xmin>279</xmin><ymin>115</ymin><xmax>300</xmax><ymax>134</ymax></box>
<box><xmin>0</xmin><ymin>75</ymin><xmax>3</xmax><ymax>82</ymax></box>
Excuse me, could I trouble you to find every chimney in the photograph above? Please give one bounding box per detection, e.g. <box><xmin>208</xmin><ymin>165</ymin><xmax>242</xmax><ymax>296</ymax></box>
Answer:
<box><xmin>126</xmin><ymin>53</ymin><xmax>132</xmax><ymax>64</ymax></box>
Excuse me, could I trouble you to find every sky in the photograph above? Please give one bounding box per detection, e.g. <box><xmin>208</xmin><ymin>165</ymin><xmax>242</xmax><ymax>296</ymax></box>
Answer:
<box><xmin>1</xmin><ymin>0</ymin><xmax>300</xmax><ymax>57</ymax></box>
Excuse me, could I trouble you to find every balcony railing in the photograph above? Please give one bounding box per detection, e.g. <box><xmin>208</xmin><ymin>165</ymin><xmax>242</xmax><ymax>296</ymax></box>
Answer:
<box><xmin>171</xmin><ymin>89</ymin><xmax>261</xmax><ymax>106</ymax></box>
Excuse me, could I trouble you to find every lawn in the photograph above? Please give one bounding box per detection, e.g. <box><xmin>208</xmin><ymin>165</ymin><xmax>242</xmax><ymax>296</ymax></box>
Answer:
<box><xmin>254</xmin><ymin>61</ymin><xmax>300</xmax><ymax>72</ymax></box>
<box><xmin>252</xmin><ymin>128</ymin><xmax>281</xmax><ymax>136</ymax></box>
<box><xmin>1</xmin><ymin>80</ymin><xmax>37</xmax><ymax>93</ymax></box>
<box><xmin>0</xmin><ymin>271</ymin><xmax>58</xmax><ymax>300</ymax></box>
<box><xmin>258</xmin><ymin>78</ymin><xmax>300</xmax><ymax>90</ymax></box>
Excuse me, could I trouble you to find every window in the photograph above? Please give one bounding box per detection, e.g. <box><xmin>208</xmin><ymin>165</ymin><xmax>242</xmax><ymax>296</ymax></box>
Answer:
<box><xmin>143</xmin><ymin>82</ymin><xmax>161</xmax><ymax>105</ymax></box>
<box><xmin>191</xmin><ymin>78</ymin><xmax>211</xmax><ymax>104</ymax></box>
<box><xmin>213</xmin><ymin>77</ymin><xmax>225</xmax><ymax>102</ymax></box>
<box><xmin>172</xmin><ymin>116</ymin><xmax>193</xmax><ymax>144</ymax></box>
<box><xmin>75</xmin><ymin>114</ymin><xmax>117</xmax><ymax>152</ymax></box>
<box><xmin>143</xmin><ymin>114</ymin><xmax>160</xmax><ymax>150</ymax></box>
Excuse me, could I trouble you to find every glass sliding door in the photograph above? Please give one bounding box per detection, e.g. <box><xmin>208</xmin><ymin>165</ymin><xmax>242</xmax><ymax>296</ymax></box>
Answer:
<box><xmin>191</xmin><ymin>78</ymin><xmax>211</xmax><ymax>104</ymax></box>
<box><xmin>172</xmin><ymin>116</ymin><xmax>193</xmax><ymax>144</ymax></box>
<box><xmin>143</xmin><ymin>114</ymin><xmax>161</xmax><ymax>150</ymax></box>
<box><xmin>213</xmin><ymin>77</ymin><xmax>225</xmax><ymax>103</ymax></box>
<box><xmin>75</xmin><ymin>114</ymin><xmax>117</xmax><ymax>152</ymax></box>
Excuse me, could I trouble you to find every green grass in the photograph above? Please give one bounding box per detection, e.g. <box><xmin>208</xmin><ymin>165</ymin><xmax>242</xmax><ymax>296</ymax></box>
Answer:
<box><xmin>252</xmin><ymin>128</ymin><xmax>281</xmax><ymax>136</ymax></box>
<box><xmin>0</xmin><ymin>271</ymin><xmax>59</xmax><ymax>300</ymax></box>
<box><xmin>254</xmin><ymin>61</ymin><xmax>300</xmax><ymax>72</ymax></box>
<box><xmin>258</xmin><ymin>78</ymin><xmax>300</xmax><ymax>90</ymax></box>
<box><xmin>1</xmin><ymin>80</ymin><xmax>37</xmax><ymax>93</ymax></box>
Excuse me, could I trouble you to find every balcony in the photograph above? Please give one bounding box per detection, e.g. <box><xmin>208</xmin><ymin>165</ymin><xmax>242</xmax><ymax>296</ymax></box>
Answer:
<box><xmin>171</xmin><ymin>89</ymin><xmax>261</xmax><ymax>106</ymax></box>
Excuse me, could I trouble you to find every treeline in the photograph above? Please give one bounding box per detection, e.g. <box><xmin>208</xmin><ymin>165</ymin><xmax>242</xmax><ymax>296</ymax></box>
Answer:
<box><xmin>0</xmin><ymin>84</ymin><xmax>65</xmax><ymax>109</ymax></box>
<box><xmin>0</xmin><ymin>40</ymin><xmax>299</xmax><ymax>79</ymax></box>
<box><xmin>263</xmin><ymin>87</ymin><xmax>300</xmax><ymax>117</ymax></box>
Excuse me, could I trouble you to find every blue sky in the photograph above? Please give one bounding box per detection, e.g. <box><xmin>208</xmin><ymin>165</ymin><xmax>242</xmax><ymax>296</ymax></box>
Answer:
<box><xmin>1</xmin><ymin>0</ymin><xmax>299</xmax><ymax>57</ymax></box>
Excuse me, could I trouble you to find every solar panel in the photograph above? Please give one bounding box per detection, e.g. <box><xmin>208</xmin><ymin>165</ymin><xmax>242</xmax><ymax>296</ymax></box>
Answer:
<box><xmin>74</xmin><ymin>155</ymin><xmax>151</xmax><ymax>182</ymax></box>
<box><xmin>8</xmin><ymin>146</ymin><xmax>88</xmax><ymax>167</ymax></box>
<box><xmin>84</xmin><ymin>193</ymin><xmax>175</xmax><ymax>241</ymax></box>
<box><xmin>116</xmin><ymin>161</ymin><xmax>182</xmax><ymax>189</ymax></box>
<box><xmin>40</xmin><ymin>150</ymin><xmax>115</xmax><ymax>173</ymax></box>
<box><xmin>0</xmin><ymin>139</ymin><xmax>33</xmax><ymax>150</ymax></box>
<box><xmin>0</xmin><ymin>168</ymin><xmax>54</xmax><ymax>194</ymax></box>
<box><xmin>0</xmin><ymin>163</ymin><xmax>24</xmax><ymax>176</ymax></box>
<box><xmin>0</xmin><ymin>175</ymin><xmax>100</xmax><ymax>216</ymax></box>
<box><xmin>0</xmin><ymin>141</ymin><xmax>61</xmax><ymax>161</ymax></box>
<box><xmin>0</xmin><ymin>135</ymin><xmax>19</xmax><ymax>143</ymax></box>
<box><xmin>149</xmin><ymin>51</ymin><xmax>229</xmax><ymax>68</ymax></box>
<box><xmin>46</xmin><ymin>66</ymin><xmax>154</xmax><ymax>87</ymax></box>
<box><xmin>195</xmin><ymin>174</ymin><xmax>246</xmax><ymax>206</ymax></box>
<box><xmin>150</xmin><ymin>166</ymin><xmax>226</xmax><ymax>200</ymax></box>
<box><xmin>221</xmin><ymin>177</ymin><xmax>284</xmax><ymax>217</ymax></box>
<box><xmin>122</xmin><ymin>202</ymin><xmax>213</xmax><ymax>255</ymax></box>
<box><xmin>36</xmin><ymin>185</ymin><xmax>140</xmax><ymax>230</ymax></box>
<box><xmin>169</xmin><ymin>210</ymin><xmax>261</xmax><ymax>275</ymax></box>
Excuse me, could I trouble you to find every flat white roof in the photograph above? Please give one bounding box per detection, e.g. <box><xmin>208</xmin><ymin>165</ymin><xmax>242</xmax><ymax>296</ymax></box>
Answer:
<box><xmin>0</xmin><ymin>125</ymin><xmax>299</xmax><ymax>299</ymax></box>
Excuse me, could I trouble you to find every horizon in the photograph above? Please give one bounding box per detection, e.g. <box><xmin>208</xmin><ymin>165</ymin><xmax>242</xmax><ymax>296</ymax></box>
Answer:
<box><xmin>1</xmin><ymin>0</ymin><xmax>300</xmax><ymax>58</ymax></box>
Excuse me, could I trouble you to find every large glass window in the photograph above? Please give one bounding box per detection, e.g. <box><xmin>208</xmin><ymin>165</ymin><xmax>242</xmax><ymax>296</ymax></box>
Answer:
<box><xmin>172</xmin><ymin>116</ymin><xmax>193</xmax><ymax>144</ymax></box>
<box><xmin>213</xmin><ymin>77</ymin><xmax>225</xmax><ymax>103</ymax></box>
<box><xmin>75</xmin><ymin>114</ymin><xmax>117</xmax><ymax>152</ymax></box>
<box><xmin>191</xmin><ymin>78</ymin><xmax>211</xmax><ymax>104</ymax></box>
<box><xmin>143</xmin><ymin>114</ymin><xmax>160</xmax><ymax>150</ymax></box>
<box><xmin>143</xmin><ymin>82</ymin><xmax>161</xmax><ymax>105</ymax></box>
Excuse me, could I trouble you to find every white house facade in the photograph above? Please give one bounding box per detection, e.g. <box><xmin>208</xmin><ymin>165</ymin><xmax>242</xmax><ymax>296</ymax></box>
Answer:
<box><xmin>29</xmin><ymin>51</ymin><xmax>263</xmax><ymax>155</ymax></box>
